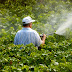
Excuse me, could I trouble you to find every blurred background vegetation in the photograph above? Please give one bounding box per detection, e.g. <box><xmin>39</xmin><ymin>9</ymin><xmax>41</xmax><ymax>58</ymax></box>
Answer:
<box><xmin>0</xmin><ymin>0</ymin><xmax>72</xmax><ymax>39</ymax></box>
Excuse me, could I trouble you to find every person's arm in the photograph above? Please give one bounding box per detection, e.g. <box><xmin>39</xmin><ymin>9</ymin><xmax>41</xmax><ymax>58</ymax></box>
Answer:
<box><xmin>41</xmin><ymin>34</ymin><xmax>46</xmax><ymax>44</ymax></box>
<box><xmin>34</xmin><ymin>30</ymin><xmax>46</xmax><ymax>46</ymax></box>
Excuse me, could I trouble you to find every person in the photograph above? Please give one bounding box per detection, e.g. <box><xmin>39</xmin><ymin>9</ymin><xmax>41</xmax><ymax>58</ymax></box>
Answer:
<box><xmin>14</xmin><ymin>16</ymin><xmax>46</xmax><ymax>47</ymax></box>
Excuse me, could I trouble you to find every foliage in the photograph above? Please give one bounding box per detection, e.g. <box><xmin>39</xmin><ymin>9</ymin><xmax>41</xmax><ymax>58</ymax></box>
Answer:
<box><xmin>0</xmin><ymin>0</ymin><xmax>72</xmax><ymax>72</ymax></box>
<box><xmin>0</xmin><ymin>29</ymin><xmax>72</xmax><ymax>71</ymax></box>
<box><xmin>0</xmin><ymin>0</ymin><xmax>72</xmax><ymax>33</ymax></box>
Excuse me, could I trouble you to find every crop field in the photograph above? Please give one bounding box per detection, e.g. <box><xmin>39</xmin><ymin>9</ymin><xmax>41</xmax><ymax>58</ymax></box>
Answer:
<box><xmin>0</xmin><ymin>0</ymin><xmax>72</xmax><ymax>72</ymax></box>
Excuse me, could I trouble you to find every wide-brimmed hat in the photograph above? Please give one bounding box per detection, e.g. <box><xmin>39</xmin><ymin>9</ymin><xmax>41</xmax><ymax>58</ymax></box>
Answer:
<box><xmin>22</xmin><ymin>16</ymin><xmax>35</xmax><ymax>24</ymax></box>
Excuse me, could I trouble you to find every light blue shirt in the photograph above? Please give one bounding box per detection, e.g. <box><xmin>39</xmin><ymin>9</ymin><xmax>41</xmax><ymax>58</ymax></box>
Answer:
<box><xmin>14</xmin><ymin>28</ymin><xmax>42</xmax><ymax>46</ymax></box>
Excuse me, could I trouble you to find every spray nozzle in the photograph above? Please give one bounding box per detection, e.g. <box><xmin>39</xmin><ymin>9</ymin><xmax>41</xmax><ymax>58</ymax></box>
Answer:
<box><xmin>40</xmin><ymin>33</ymin><xmax>43</xmax><ymax>37</ymax></box>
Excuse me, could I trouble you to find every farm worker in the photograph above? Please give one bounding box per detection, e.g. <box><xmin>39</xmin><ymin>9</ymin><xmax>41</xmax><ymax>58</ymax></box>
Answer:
<box><xmin>14</xmin><ymin>16</ymin><xmax>46</xmax><ymax>47</ymax></box>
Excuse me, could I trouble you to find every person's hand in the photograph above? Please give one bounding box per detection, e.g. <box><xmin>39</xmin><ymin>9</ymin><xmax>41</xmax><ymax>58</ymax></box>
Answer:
<box><xmin>41</xmin><ymin>34</ymin><xmax>46</xmax><ymax>44</ymax></box>
<box><xmin>43</xmin><ymin>34</ymin><xmax>46</xmax><ymax>39</ymax></box>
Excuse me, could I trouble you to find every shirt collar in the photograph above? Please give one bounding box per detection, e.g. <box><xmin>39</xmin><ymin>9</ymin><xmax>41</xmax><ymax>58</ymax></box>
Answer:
<box><xmin>22</xmin><ymin>27</ymin><xmax>32</xmax><ymax>30</ymax></box>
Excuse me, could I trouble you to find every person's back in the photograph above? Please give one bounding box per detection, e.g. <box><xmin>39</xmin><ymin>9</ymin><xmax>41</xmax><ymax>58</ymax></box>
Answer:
<box><xmin>14</xmin><ymin>28</ymin><xmax>42</xmax><ymax>46</ymax></box>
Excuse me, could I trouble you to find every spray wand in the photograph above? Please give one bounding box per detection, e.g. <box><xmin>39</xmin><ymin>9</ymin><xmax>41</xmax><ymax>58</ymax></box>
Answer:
<box><xmin>40</xmin><ymin>33</ymin><xmax>54</xmax><ymax>38</ymax></box>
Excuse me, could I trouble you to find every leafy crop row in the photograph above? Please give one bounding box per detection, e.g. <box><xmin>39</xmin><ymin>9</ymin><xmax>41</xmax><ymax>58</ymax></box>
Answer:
<box><xmin>0</xmin><ymin>0</ymin><xmax>72</xmax><ymax>72</ymax></box>
<box><xmin>0</xmin><ymin>31</ymin><xmax>72</xmax><ymax>71</ymax></box>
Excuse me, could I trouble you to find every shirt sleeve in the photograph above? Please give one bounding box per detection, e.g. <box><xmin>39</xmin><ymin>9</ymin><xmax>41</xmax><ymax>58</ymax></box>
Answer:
<box><xmin>34</xmin><ymin>31</ymin><xmax>42</xmax><ymax>47</ymax></box>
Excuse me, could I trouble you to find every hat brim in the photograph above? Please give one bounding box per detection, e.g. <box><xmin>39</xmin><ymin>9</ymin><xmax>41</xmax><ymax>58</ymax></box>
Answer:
<box><xmin>30</xmin><ymin>20</ymin><xmax>35</xmax><ymax>22</ymax></box>
<box><xmin>23</xmin><ymin>20</ymin><xmax>35</xmax><ymax>24</ymax></box>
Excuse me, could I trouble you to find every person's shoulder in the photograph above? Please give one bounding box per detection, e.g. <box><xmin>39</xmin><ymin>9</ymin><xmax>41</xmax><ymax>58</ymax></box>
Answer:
<box><xmin>31</xmin><ymin>29</ymin><xmax>39</xmax><ymax>35</ymax></box>
<box><xmin>31</xmin><ymin>29</ymin><xmax>37</xmax><ymax>33</ymax></box>
<box><xmin>17</xmin><ymin>30</ymin><xmax>22</xmax><ymax>33</ymax></box>
<box><xmin>16</xmin><ymin>29</ymin><xmax>22</xmax><ymax>34</ymax></box>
